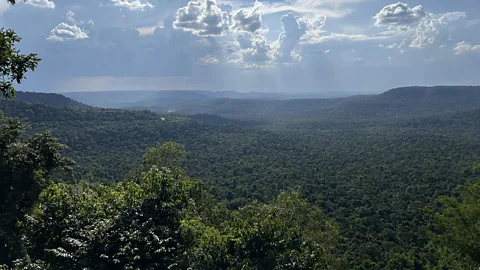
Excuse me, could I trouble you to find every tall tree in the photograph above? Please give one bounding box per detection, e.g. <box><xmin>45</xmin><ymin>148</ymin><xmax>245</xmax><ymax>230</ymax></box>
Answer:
<box><xmin>0</xmin><ymin>27</ymin><xmax>40</xmax><ymax>99</ymax></box>
<box><xmin>0</xmin><ymin>117</ymin><xmax>73</xmax><ymax>265</ymax></box>
<box><xmin>0</xmin><ymin>0</ymin><xmax>70</xmax><ymax>265</ymax></box>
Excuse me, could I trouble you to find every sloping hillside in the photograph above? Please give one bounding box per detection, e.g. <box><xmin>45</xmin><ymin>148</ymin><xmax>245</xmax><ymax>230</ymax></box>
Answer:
<box><xmin>330</xmin><ymin>86</ymin><xmax>480</xmax><ymax>119</ymax></box>
<box><xmin>187</xmin><ymin>114</ymin><xmax>266</xmax><ymax>126</ymax></box>
<box><xmin>10</xmin><ymin>91</ymin><xmax>91</xmax><ymax>109</ymax></box>
<box><xmin>64</xmin><ymin>90</ymin><xmax>292</xmax><ymax>109</ymax></box>
<box><xmin>172</xmin><ymin>98</ymin><xmax>348</xmax><ymax>121</ymax></box>
<box><xmin>146</xmin><ymin>86</ymin><xmax>480</xmax><ymax>122</ymax></box>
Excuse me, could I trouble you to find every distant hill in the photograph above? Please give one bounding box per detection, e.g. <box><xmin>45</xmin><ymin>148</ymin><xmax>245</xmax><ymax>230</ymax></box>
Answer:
<box><xmin>401</xmin><ymin>108</ymin><xmax>480</xmax><ymax>132</ymax></box>
<box><xmin>172</xmin><ymin>98</ymin><xmax>347</xmax><ymax>121</ymax></box>
<box><xmin>63</xmin><ymin>90</ymin><xmax>292</xmax><ymax>109</ymax></box>
<box><xmin>0</xmin><ymin>100</ymin><xmax>161</xmax><ymax>123</ymax></box>
<box><xmin>7</xmin><ymin>91</ymin><xmax>91</xmax><ymax>109</ymax></box>
<box><xmin>380</xmin><ymin>86</ymin><xmax>480</xmax><ymax>100</ymax></box>
<box><xmin>25</xmin><ymin>86</ymin><xmax>480</xmax><ymax>123</ymax></box>
<box><xmin>65</xmin><ymin>91</ymin><xmax>179</xmax><ymax>109</ymax></box>
<box><xmin>180</xmin><ymin>86</ymin><xmax>480</xmax><ymax>121</ymax></box>
<box><xmin>63</xmin><ymin>90</ymin><xmax>356</xmax><ymax>111</ymax></box>
<box><xmin>154</xmin><ymin>86</ymin><xmax>479</xmax><ymax>122</ymax></box>
<box><xmin>329</xmin><ymin>86</ymin><xmax>480</xmax><ymax>119</ymax></box>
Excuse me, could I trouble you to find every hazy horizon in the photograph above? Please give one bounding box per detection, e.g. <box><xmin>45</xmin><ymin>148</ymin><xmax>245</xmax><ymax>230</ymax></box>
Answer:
<box><xmin>25</xmin><ymin>84</ymin><xmax>480</xmax><ymax>100</ymax></box>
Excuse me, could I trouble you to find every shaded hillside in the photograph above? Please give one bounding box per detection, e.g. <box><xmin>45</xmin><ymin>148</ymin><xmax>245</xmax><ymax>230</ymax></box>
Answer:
<box><xmin>8</xmin><ymin>86</ymin><xmax>480</xmax><ymax>125</ymax></box>
<box><xmin>381</xmin><ymin>86</ymin><xmax>480</xmax><ymax>100</ymax></box>
<box><xmin>187</xmin><ymin>114</ymin><xmax>266</xmax><ymax>126</ymax></box>
<box><xmin>64</xmin><ymin>90</ymin><xmax>292</xmax><ymax>109</ymax></box>
<box><xmin>329</xmin><ymin>86</ymin><xmax>480</xmax><ymax>119</ymax></box>
<box><xmin>128</xmin><ymin>90</ymin><xmax>217</xmax><ymax>112</ymax></box>
<box><xmin>141</xmin><ymin>86</ymin><xmax>480</xmax><ymax>123</ymax></box>
<box><xmin>0</xmin><ymin>100</ymin><xmax>192</xmax><ymax>180</ymax></box>
<box><xmin>401</xmin><ymin>108</ymin><xmax>480</xmax><ymax>133</ymax></box>
<box><xmin>276</xmin><ymin>86</ymin><xmax>480</xmax><ymax>121</ymax></box>
<box><xmin>64</xmin><ymin>90</ymin><xmax>355</xmax><ymax>112</ymax></box>
<box><xmin>62</xmin><ymin>86</ymin><xmax>480</xmax><ymax>123</ymax></box>
<box><xmin>8</xmin><ymin>91</ymin><xmax>91</xmax><ymax>109</ymax></box>
<box><xmin>64</xmin><ymin>91</ymin><xmax>159</xmax><ymax>108</ymax></box>
<box><xmin>172</xmin><ymin>98</ymin><xmax>347</xmax><ymax>121</ymax></box>
<box><xmin>0</xmin><ymin>100</ymin><xmax>159</xmax><ymax>122</ymax></box>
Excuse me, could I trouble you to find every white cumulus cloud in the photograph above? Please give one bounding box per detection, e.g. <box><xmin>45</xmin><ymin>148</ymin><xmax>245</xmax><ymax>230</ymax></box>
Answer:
<box><xmin>373</xmin><ymin>3</ymin><xmax>468</xmax><ymax>50</ymax></box>
<box><xmin>235</xmin><ymin>33</ymin><xmax>273</xmax><ymax>64</ymax></box>
<box><xmin>374</xmin><ymin>2</ymin><xmax>426</xmax><ymax>28</ymax></box>
<box><xmin>47</xmin><ymin>11</ymin><xmax>89</xmax><ymax>42</ymax></box>
<box><xmin>111</xmin><ymin>0</ymin><xmax>153</xmax><ymax>11</ymax></box>
<box><xmin>410</xmin><ymin>12</ymin><xmax>466</xmax><ymax>48</ymax></box>
<box><xmin>275</xmin><ymin>12</ymin><xmax>326</xmax><ymax>62</ymax></box>
<box><xmin>258</xmin><ymin>0</ymin><xmax>355</xmax><ymax>19</ymax></box>
<box><xmin>231</xmin><ymin>0</ymin><xmax>263</xmax><ymax>33</ymax></box>
<box><xmin>453</xmin><ymin>41</ymin><xmax>480</xmax><ymax>55</ymax></box>
<box><xmin>48</xmin><ymin>23</ymin><xmax>89</xmax><ymax>41</ymax></box>
<box><xmin>199</xmin><ymin>55</ymin><xmax>220</xmax><ymax>64</ymax></box>
<box><xmin>26</xmin><ymin>0</ymin><xmax>55</xmax><ymax>9</ymax></box>
<box><xmin>226</xmin><ymin>10</ymin><xmax>327</xmax><ymax>65</ymax></box>
<box><xmin>242</xmin><ymin>38</ymin><xmax>272</xmax><ymax>63</ymax></box>
<box><xmin>174</xmin><ymin>0</ymin><xmax>230</xmax><ymax>36</ymax></box>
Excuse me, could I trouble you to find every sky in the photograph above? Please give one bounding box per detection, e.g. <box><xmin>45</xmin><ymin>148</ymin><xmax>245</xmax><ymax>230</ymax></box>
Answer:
<box><xmin>1</xmin><ymin>0</ymin><xmax>479</xmax><ymax>94</ymax></box>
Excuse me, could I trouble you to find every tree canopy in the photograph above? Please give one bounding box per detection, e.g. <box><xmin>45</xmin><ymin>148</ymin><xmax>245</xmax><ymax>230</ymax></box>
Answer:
<box><xmin>0</xmin><ymin>2</ymin><xmax>66</xmax><ymax>265</ymax></box>
<box><xmin>0</xmin><ymin>28</ymin><xmax>40</xmax><ymax>99</ymax></box>
<box><xmin>428</xmin><ymin>179</ymin><xmax>480</xmax><ymax>269</ymax></box>
<box><xmin>15</xmin><ymin>143</ymin><xmax>343</xmax><ymax>269</ymax></box>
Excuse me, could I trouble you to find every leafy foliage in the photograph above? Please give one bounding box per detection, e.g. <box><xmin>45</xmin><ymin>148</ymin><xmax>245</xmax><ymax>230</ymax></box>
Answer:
<box><xmin>22</xmin><ymin>167</ymin><xmax>199</xmax><ymax>269</ymax></box>
<box><xmin>183</xmin><ymin>190</ymin><xmax>344</xmax><ymax>270</ymax></box>
<box><xmin>0</xmin><ymin>29</ymin><xmax>40</xmax><ymax>99</ymax></box>
<box><xmin>428</xmin><ymin>180</ymin><xmax>480</xmax><ymax>269</ymax></box>
<box><xmin>0</xmin><ymin>3</ymin><xmax>47</xmax><ymax>265</ymax></box>
<box><xmin>4</xmin><ymin>91</ymin><xmax>91</xmax><ymax>109</ymax></box>
<box><xmin>19</xmin><ymin>143</ymin><xmax>342</xmax><ymax>269</ymax></box>
<box><xmin>125</xmin><ymin>86</ymin><xmax>480</xmax><ymax>123</ymax></box>
<box><xmin>0</xmin><ymin>115</ymin><xmax>73</xmax><ymax>265</ymax></box>
<box><xmin>143</xmin><ymin>141</ymin><xmax>185</xmax><ymax>169</ymax></box>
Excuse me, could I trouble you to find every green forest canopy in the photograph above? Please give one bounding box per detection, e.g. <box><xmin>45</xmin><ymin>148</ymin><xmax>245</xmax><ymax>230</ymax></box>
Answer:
<box><xmin>2</xmin><ymin>1</ymin><xmax>480</xmax><ymax>268</ymax></box>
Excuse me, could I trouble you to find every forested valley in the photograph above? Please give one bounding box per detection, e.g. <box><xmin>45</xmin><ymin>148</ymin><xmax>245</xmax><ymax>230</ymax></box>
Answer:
<box><xmin>2</xmin><ymin>1</ymin><xmax>480</xmax><ymax>269</ymax></box>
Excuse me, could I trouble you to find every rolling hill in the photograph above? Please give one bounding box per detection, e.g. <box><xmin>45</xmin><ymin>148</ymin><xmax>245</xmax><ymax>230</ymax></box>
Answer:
<box><xmin>58</xmin><ymin>86</ymin><xmax>480</xmax><ymax>124</ymax></box>
<box><xmin>328</xmin><ymin>86</ymin><xmax>480</xmax><ymax>119</ymax></box>
<box><xmin>151</xmin><ymin>86</ymin><xmax>480</xmax><ymax>122</ymax></box>
<box><xmin>7</xmin><ymin>91</ymin><xmax>91</xmax><ymax>109</ymax></box>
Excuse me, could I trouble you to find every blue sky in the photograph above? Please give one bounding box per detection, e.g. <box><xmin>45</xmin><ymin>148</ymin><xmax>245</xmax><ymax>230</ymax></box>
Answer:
<box><xmin>1</xmin><ymin>0</ymin><xmax>479</xmax><ymax>94</ymax></box>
